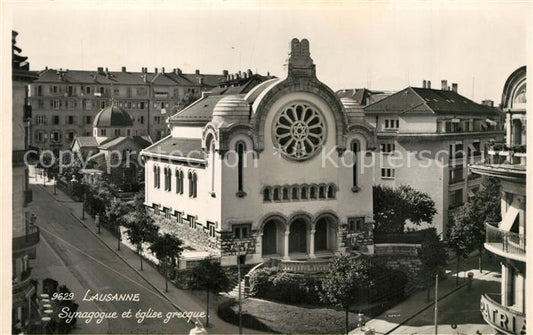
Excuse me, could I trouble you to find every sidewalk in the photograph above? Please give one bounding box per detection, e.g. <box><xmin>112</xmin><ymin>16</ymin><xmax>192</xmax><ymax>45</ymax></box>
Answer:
<box><xmin>350</xmin><ymin>252</ymin><xmax>500</xmax><ymax>335</ymax></box>
<box><xmin>37</xmin><ymin>178</ymin><xmax>264</xmax><ymax>334</ymax></box>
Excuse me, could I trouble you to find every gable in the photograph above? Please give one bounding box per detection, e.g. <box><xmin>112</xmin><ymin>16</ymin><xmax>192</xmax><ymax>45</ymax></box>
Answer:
<box><xmin>364</xmin><ymin>88</ymin><xmax>432</xmax><ymax>115</ymax></box>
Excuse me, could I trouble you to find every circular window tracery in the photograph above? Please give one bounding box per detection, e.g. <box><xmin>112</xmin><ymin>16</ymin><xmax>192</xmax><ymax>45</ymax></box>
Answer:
<box><xmin>273</xmin><ymin>102</ymin><xmax>326</xmax><ymax>160</ymax></box>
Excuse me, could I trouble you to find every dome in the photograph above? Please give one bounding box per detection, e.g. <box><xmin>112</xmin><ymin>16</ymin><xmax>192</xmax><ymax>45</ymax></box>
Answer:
<box><xmin>212</xmin><ymin>95</ymin><xmax>249</xmax><ymax>124</ymax></box>
<box><xmin>93</xmin><ymin>102</ymin><xmax>133</xmax><ymax>128</ymax></box>
<box><xmin>340</xmin><ymin>97</ymin><xmax>359</xmax><ymax>110</ymax></box>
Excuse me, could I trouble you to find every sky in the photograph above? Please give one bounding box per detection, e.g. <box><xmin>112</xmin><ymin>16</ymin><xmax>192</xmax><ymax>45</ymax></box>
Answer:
<box><xmin>5</xmin><ymin>0</ymin><xmax>532</xmax><ymax>104</ymax></box>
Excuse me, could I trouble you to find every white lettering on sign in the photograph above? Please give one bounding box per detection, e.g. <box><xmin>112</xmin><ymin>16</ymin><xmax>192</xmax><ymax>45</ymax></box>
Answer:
<box><xmin>480</xmin><ymin>295</ymin><xmax>526</xmax><ymax>334</ymax></box>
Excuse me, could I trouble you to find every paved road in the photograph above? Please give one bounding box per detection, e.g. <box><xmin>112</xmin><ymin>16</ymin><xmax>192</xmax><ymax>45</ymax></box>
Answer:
<box><xmin>389</xmin><ymin>257</ymin><xmax>501</xmax><ymax>335</ymax></box>
<box><xmin>30</xmin><ymin>185</ymin><xmax>193</xmax><ymax>334</ymax></box>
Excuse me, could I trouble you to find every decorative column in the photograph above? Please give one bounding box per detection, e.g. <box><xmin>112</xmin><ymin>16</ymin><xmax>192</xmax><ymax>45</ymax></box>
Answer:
<box><xmin>283</xmin><ymin>230</ymin><xmax>290</xmax><ymax>260</ymax></box>
<box><xmin>309</xmin><ymin>223</ymin><xmax>316</xmax><ymax>259</ymax></box>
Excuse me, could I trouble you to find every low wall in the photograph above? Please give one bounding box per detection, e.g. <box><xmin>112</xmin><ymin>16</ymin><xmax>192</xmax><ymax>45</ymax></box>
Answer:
<box><xmin>372</xmin><ymin>243</ymin><xmax>423</xmax><ymax>293</ymax></box>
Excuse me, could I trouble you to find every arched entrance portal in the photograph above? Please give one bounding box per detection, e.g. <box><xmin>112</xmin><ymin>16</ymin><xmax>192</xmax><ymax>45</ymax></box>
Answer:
<box><xmin>262</xmin><ymin>219</ymin><xmax>284</xmax><ymax>256</ymax></box>
<box><xmin>289</xmin><ymin>219</ymin><xmax>307</xmax><ymax>253</ymax></box>
<box><xmin>314</xmin><ymin>216</ymin><xmax>338</xmax><ymax>252</ymax></box>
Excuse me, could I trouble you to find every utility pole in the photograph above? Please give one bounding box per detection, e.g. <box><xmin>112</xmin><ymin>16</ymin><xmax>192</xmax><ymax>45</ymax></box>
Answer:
<box><xmin>434</xmin><ymin>274</ymin><xmax>439</xmax><ymax>335</ymax></box>
<box><xmin>237</xmin><ymin>241</ymin><xmax>243</xmax><ymax>335</ymax></box>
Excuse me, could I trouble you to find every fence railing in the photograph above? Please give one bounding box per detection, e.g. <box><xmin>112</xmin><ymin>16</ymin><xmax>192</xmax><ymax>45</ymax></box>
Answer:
<box><xmin>485</xmin><ymin>222</ymin><xmax>525</xmax><ymax>257</ymax></box>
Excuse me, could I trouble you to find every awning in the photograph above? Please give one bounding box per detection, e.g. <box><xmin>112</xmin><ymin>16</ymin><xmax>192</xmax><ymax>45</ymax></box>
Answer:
<box><xmin>499</xmin><ymin>203</ymin><xmax>520</xmax><ymax>231</ymax></box>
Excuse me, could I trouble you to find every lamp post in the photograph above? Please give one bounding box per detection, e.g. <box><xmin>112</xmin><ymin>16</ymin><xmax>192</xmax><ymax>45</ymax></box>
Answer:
<box><xmin>95</xmin><ymin>214</ymin><xmax>101</xmax><ymax>234</ymax></box>
<box><xmin>235</xmin><ymin>240</ymin><xmax>247</xmax><ymax>335</ymax></box>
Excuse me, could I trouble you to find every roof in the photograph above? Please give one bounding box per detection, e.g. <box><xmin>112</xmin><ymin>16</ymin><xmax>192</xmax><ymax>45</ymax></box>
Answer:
<box><xmin>143</xmin><ymin>137</ymin><xmax>204</xmax><ymax>160</ymax></box>
<box><xmin>364</xmin><ymin>87</ymin><xmax>502</xmax><ymax>117</ymax></box>
<box><xmin>33</xmin><ymin>68</ymin><xmax>226</xmax><ymax>86</ymax></box>
<box><xmin>94</xmin><ymin>103</ymin><xmax>133</xmax><ymax>127</ymax></box>
<box><xmin>98</xmin><ymin>136</ymin><xmax>152</xmax><ymax>150</ymax></box>
<box><xmin>336</xmin><ymin>88</ymin><xmax>391</xmax><ymax>106</ymax></box>
<box><xmin>169</xmin><ymin>95</ymin><xmax>228</xmax><ymax>123</ymax></box>
<box><xmin>74</xmin><ymin>136</ymin><xmax>99</xmax><ymax>148</ymax></box>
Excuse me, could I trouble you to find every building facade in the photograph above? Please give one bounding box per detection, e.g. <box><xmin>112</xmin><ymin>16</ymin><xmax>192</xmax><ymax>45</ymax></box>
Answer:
<box><xmin>142</xmin><ymin>38</ymin><xmax>375</xmax><ymax>266</ymax></box>
<box><xmin>471</xmin><ymin>66</ymin><xmax>526</xmax><ymax>335</ymax></box>
<box><xmin>27</xmin><ymin>67</ymin><xmax>229</xmax><ymax>153</ymax></box>
<box><xmin>363</xmin><ymin>81</ymin><xmax>505</xmax><ymax>236</ymax></box>
<box><xmin>12</xmin><ymin>31</ymin><xmax>40</xmax><ymax>334</ymax></box>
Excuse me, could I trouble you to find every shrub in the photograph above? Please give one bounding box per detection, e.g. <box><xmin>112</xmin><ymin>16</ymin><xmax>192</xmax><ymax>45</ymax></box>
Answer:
<box><xmin>249</xmin><ymin>268</ymin><xmax>323</xmax><ymax>305</ymax></box>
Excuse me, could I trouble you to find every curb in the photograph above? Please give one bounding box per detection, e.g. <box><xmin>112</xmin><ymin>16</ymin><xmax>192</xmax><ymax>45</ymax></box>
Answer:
<box><xmin>383</xmin><ymin>270</ymin><xmax>494</xmax><ymax>335</ymax></box>
<box><xmin>67</xmin><ymin>211</ymin><xmax>190</xmax><ymax>317</ymax></box>
<box><xmin>39</xmin><ymin>185</ymin><xmax>190</xmax><ymax>318</ymax></box>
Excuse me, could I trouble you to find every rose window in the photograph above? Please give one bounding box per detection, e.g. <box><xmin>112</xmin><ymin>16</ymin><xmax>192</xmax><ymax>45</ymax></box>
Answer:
<box><xmin>273</xmin><ymin>103</ymin><xmax>326</xmax><ymax>160</ymax></box>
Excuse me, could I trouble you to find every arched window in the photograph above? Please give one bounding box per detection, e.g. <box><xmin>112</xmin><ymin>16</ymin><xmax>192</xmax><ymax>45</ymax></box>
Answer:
<box><xmin>154</xmin><ymin>165</ymin><xmax>161</xmax><ymax>189</ymax></box>
<box><xmin>175</xmin><ymin>169</ymin><xmax>181</xmax><ymax>194</ymax></box>
<box><xmin>188</xmin><ymin>171</ymin><xmax>193</xmax><ymax>197</ymax></box>
<box><xmin>211</xmin><ymin>142</ymin><xmax>216</xmax><ymax>194</ymax></box>
<box><xmin>318</xmin><ymin>185</ymin><xmax>326</xmax><ymax>199</ymax></box>
<box><xmin>310</xmin><ymin>186</ymin><xmax>317</xmax><ymax>199</ymax></box>
<box><xmin>153</xmin><ymin>166</ymin><xmax>158</xmax><ymax>189</ymax></box>
<box><xmin>178</xmin><ymin>170</ymin><xmax>184</xmax><ymax>194</ymax></box>
<box><xmin>282</xmin><ymin>187</ymin><xmax>289</xmax><ymax>200</ymax></box>
<box><xmin>236</xmin><ymin>142</ymin><xmax>246</xmax><ymax>196</ymax></box>
<box><xmin>273</xmin><ymin>188</ymin><xmax>280</xmax><ymax>201</ymax></box>
<box><xmin>291</xmin><ymin>187</ymin><xmax>299</xmax><ymax>200</ymax></box>
<box><xmin>301</xmin><ymin>186</ymin><xmax>308</xmax><ymax>200</ymax></box>
<box><xmin>192</xmin><ymin>173</ymin><xmax>198</xmax><ymax>198</ymax></box>
<box><xmin>327</xmin><ymin>184</ymin><xmax>336</xmax><ymax>199</ymax></box>
<box><xmin>167</xmin><ymin>168</ymin><xmax>172</xmax><ymax>192</ymax></box>
<box><xmin>351</xmin><ymin>140</ymin><xmax>360</xmax><ymax>191</ymax></box>
<box><xmin>263</xmin><ymin>187</ymin><xmax>271</xmax><ymax>201</ymax></box>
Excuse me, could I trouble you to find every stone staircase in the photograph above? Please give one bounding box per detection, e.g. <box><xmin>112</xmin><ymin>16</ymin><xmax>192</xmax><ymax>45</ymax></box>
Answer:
<box><xmin>224</xmin><ymin>262</ymin><xmax>264</xmax><ymax>299</ymax></box>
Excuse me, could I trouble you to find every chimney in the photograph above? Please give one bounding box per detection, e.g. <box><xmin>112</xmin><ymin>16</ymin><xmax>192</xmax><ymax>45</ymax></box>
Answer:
<box><xmin>154</xmin><ymin>68</ymin><xmax>158</xmax><ymax>74</ymax></box>
<box><xmin>267</xmin><ymin>71</ymin><xmax>270</xmax><ymax>77</ymax></box>
<box><xmin>441</xmin><ymin>80</ymin><xmax>447</xmax><ymax>90</ymax></box>
<box><xmin>235</xmin><ymin>72</ymin><xmax>240</xmax><ymax>79</ymax></box>
<box><xmin>223</xmin><ymin>69</ymin><xmax>228</xmax><ymax>76</ymax></box>
<box><xmin>243</xmin><ymin>72</ymin><xmax>247</xmax><ymax>79</ymax></box>
<box><xmin>423</xmin><ymin>80</ymin><xmax>427</xmax><ymax>88</ymax></box>
<box><xmin>452</xmin><ymin>83</ymin><xmax>458</xmax><ymax>93</ymax></box>
<box><xmin>162</xmin><ymin>67</ymin><xmax>165</xmax><ymax>74</ymax></box>
<box><xmin>97</xmin><ymin>67</ymin><xmax>104</xmax><ymax>74</ymax></box>
<box><xmin>121</xmin><ymin>66</ymin><xmax>126</xmax><ymax>72</ymax></box>
<box><xmin>247</xmin><ymin>69</ymin><xmax>253</xmax><ymax>77</ymax></box>
<box><xmin>427</xmin><ymin>80</ymin><xmax>431</xmax><ymax>89</ymax></box>
<box><xmin>198</xmin><ymin>77</ymin><xmax>203</xmax><ymax>85</ymax></box>
<box><xmin>482</xmin><ymin>99</ymin><xmax>494</xmax><ymax>107</ymax></box>
<box><xmin>195</xmin><ymin>69</ymin><xmax>200</xmax><ymax>75</ymax></box>
<box><xmin>45</xmin><ymin>66</ymin><xmax>48</xmax><ymax>70</ymax></box>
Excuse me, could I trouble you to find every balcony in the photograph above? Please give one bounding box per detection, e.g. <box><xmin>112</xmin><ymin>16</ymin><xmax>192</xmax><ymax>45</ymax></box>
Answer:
<box><xmin>480</xmin><ymin>293</ymin><xmax>525</xmax><ymax>334</ymax></box>
<box><xmin>484</xmin><ymin>222</ymin><xmax>525</xmax><ymax>262</ymax></box>
<box><xmin>12</xmin><ymin>268</ymin><xmax>33</xmax><ymax>295</ymax></box>
<box><xmin>12</xmin><ymin>224</ymin><xmax>40</xmax><ymax>252</ymax></box>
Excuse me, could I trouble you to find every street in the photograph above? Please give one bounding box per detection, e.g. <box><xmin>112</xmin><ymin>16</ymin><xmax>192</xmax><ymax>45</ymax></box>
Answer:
<box><xmin>29</xmin><ymin>184</ymin><xmax>193</xmax><ymax>334</ymax></box>
<box><xmin>385</xmin><ymin>256</ymin><xmax>501</xmax><ymax>335</ymax></box>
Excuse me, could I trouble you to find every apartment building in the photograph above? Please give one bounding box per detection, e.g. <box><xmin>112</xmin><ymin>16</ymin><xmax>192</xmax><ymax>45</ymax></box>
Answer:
<box><xmin>471</xmin><ymin>66</ymin><xmax>526</xmax><ymax>335</ymax></box>
<box><xmin>363</xmin><ymin>80</ymin><xmax>505</xmax><ymax>236</ymax></box>
<box><xmin>27</xmin><ymin>66</ymin><xmax>229</xmax><ymax>153</ymax></box>
<box><xmin>12</xmin><ymin>31</ymin><xmax>40</xmax><ymax>334</ymax></box>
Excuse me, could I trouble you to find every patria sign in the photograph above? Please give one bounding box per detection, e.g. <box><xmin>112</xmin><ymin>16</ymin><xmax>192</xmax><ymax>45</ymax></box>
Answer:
<box><xmin>480</xmin><ymin>294</ymin><xmax>526</xmax><ymax>335</ymax></box>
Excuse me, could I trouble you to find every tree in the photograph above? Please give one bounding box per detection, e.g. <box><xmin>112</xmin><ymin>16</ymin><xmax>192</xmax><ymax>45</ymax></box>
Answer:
<box><xmin>149</xmin><ymin>233</ymin><xmax>184</xmax><ymax>292</ymax></box>
<box><xmin>469</xmin><ymin>177</ymin><xmax>502</xmax><ymax>272</ymax></box>
<box><xmin>320</xmin><ymin>256</ymin><xmax>373</xmax><ymax>335</ymax></box>
<box><xmin>188</xmin><ymin>257</ymin><xmax>231</xmax><ymax>327</ymax></box>
<box><xmin>447</xmin><ymin>209</ymin><xmax>477</xmax><ymax>285</ymax></box>
<box><xmin>123</xmin><ymin>211</ymin><xmax>159</xmax><ymax>271</ymax></box>
<box><xmin>373</xmin><ymin>185</ymin><xmax>437</xmax><ymax>233</ymax></box>
<box><xmin>418</xmin><ymin>231</ymin><xmax>447</xmax><ymax>302</ymax></box>
<box><xmin>448</xmin><ymin>177</ymin><xmax>501</xmax><ymax>273</ymax></box>
<box><xmin>105</xmin><ymin>198</ymin><xmax>132</xmax><ymax>250</ymax></box>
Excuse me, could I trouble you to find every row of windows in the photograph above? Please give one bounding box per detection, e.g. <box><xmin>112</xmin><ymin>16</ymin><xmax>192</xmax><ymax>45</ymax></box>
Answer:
<box><xmin>263</xmin><ymin>183</ymin><xmax>337</xmax><ymax>202</ymax></box>
<box><xmin>34</xmin><ymin>130</ymin><xmax>76</xmax><ymax>143</ymax></box>
<box><xmin>383</xmin><ymin>119</ymin><xmax>399</xmax><ymax>129</ymax></box>
<box><xmin>36</xmin><ymin>85</ymin><xmax>150</xmax><ymax>98</ymax></box>
<box><xmin>381</xmin><ymin>168</ymin><xmax>395</xmax><ymax>179</ymax></box>
<box><xmin>154</xmin><ymin>166</ymin><xmax>198</xmax><ymax>198</ymax></box>
<box><xmin>34</xmin><ymin>98</ymin><xmax>150</xmax><ymax>111</ymax></box>
<box><xmin>158</xmin><ymin>206</ymin><xmax>217</xmax><ymax>238</ymax></box>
